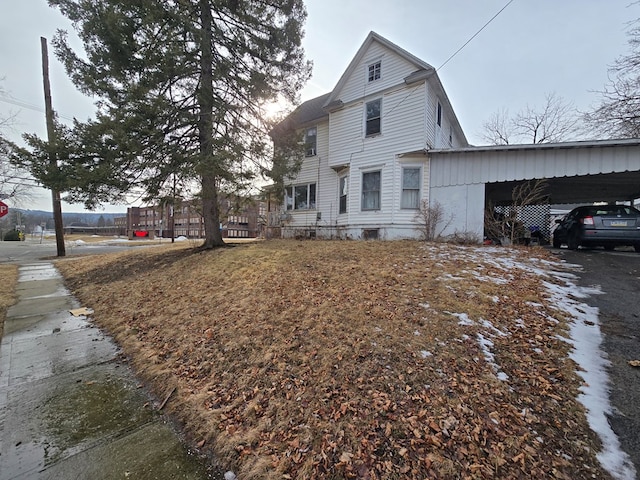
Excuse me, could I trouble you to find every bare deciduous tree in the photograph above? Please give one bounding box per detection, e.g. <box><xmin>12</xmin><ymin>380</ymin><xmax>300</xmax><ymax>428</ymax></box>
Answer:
<box><xmin>584</xmin><ymin>21</ymin><xmax>640</xmax><ymax>138</ymax></box>
<box><xmin>414</xmin><ymin>200</ymin><xmax>453</xmax><ymax>241</ymax></box>
<box><xmin>481</xmin><ymin>93</ymin><xmax>580</xmax><ymax>145</ymax></box>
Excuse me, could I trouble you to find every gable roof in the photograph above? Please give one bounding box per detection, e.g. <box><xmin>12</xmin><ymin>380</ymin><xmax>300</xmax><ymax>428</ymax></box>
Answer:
<box><xmin>323</xmin><ymin>31</ymin><xmax>468</xmax><ymax>146</ymax></box>
<box><xmin>323</xmin><ymin>31</ymin><xmax>435</xmax><ymax>108</ymax></box>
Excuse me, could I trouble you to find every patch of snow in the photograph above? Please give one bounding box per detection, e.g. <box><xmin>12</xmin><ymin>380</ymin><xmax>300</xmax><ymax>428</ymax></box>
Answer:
<box><xmin>477</xmin><ymin>333</ymin><xmax>509</xmax><ymax>382</ymax></box>
<box><xmin>413</xmin><ymin>330</ymin><xmax>421</xmax><ymax>336</ymax></box>
<box><xmin>546</xmin><ymin>266</ymin><xmax>636</xmax><ymax>480</ymax></box>
<box><xmin>448</xmin><ymin>312</ymin><xmax>474</xmax><ymax>326</ymax></box>
<box><xmin>420</xmin><ymin>350</ymin><xmax>432</xmax><ymax>358</ymax></box>
<box><xmin>174</xmin><ymin>235</ymin><xmax>188</xmax><ymax>241</ymax></box>
<box><xmin>491</xmin><ymin>296</ymin><xmax>500</xmax><ymax>303</ymax></box>
<box><xmin>441</xmin><ymin>273</ymin><xmax>463</xmax><ymax>281</ymax></box>
<box><xmin>479</xmin><ymin>318</ymin><xmax>508</xmax><ymax>336</ymax></box>
<box><xmin>419</xmin><ymin>302</ymin><xmax>430</xmax><ymax>309</ymax></box>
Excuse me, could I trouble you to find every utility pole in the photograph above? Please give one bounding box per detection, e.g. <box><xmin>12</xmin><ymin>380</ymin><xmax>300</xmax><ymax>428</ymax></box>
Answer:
<box><xmin>41</xmin><ymin>36</ymin><xmax>65</xmax><ymax>257</ymax></box>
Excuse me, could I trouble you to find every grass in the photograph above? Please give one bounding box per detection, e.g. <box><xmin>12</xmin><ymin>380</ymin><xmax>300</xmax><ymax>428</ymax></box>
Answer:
<box><xmin>0</xmin><ymin>264</ymin><xmax>19</xmax><ymax>339</ymax></box>
<box><xmin>56</xmin><ymin>240</ymin><xmax>609</xmax><ymax>479</ymax></box>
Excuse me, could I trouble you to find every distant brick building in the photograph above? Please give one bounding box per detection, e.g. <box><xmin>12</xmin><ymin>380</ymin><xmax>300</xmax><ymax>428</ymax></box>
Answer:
<box><xmin>116</xmin><ymin>195</ymin><xmax>274</xmax><ymax>239</ymax></box>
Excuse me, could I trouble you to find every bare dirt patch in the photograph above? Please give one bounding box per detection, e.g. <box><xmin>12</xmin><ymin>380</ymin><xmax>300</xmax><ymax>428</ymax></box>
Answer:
<box><xmin>56</xmin><ymin>240</ymin><xmax>609</xmax><ymax>479</ymax></box>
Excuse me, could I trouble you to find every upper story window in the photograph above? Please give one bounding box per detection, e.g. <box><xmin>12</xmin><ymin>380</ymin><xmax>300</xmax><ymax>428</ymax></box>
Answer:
<box><xmin>436</xmin><ymin>101</ymin><xmax>442</xmax><ymax>127</ymax></box>
<box><xmin>305</xmin><ymin>127</ymin><xmax>317</xmax><ymax>156</ymax></box>
<box><xmin>365</xmin><ymin>99</ymin><xmax>381</xmax><ymax>137</ymax></box>
<box><xmin>368</xmin><ymin>61</ymin><xmax>381</xmax><ymax>82</ymax></box>
<box><xmin>285</xmin><ymin>183</ymin><xmax>316</xmax><ymax>210</ymax></box>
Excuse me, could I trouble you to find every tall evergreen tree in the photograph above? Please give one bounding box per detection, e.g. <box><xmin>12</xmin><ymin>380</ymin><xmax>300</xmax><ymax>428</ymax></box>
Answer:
<box><xmin>45</xmin><ymin>0</ymin><xmax>311</xmax><ymax>248</ymax></box>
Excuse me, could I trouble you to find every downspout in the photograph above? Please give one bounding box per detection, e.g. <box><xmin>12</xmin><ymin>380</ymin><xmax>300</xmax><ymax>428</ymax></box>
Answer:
<box><xmin>316</xmin><ymin>155</ymin><xmax>321</xmax><ymax>235</ymax></box>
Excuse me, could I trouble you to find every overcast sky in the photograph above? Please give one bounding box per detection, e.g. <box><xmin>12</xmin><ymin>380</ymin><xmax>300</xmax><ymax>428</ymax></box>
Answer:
<box><xmin>0</xmin><ymin>0</ymin><xmax>637</xmax><ymax>212</ymax></box>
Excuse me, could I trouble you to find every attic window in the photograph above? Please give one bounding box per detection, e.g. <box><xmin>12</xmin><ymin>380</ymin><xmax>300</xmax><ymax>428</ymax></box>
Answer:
<box><xmin>436</xmin><ymin>101</ymin><xmax>442</xmax><ymax>127</ymax></box>
<box><xmin>368</xmin><ymin>61</ymin><xmax>381</xmax><ymax>82</ymax></box>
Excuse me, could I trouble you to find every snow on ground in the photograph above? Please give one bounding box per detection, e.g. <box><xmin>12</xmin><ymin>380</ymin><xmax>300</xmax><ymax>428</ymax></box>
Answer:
<box><xmin>543</xmin><ymin>267</ymin><xmax>636</xmax><ymax>480</ymax></box>
<box><xmin>435</xmin><ymin>245</ymin><xmax>636</xmax><ymax>480</ymax></box>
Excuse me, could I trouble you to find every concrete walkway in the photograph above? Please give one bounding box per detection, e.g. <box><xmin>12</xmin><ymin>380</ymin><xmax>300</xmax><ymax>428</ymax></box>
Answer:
<box><xmin>0</xmin><ymin>261</ymin><xmax>218</xmax><ymax>479</ymax></box>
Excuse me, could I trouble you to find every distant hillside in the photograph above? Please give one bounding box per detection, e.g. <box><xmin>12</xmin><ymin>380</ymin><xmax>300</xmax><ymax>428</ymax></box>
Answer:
<box><xmin>10</xmin><ymin>209</ymin><xmax>126</xmax><ymax>227</ymax></box>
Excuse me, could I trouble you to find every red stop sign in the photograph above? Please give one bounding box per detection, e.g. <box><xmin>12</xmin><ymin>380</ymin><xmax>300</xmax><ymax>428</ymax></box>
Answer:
<box><xmin>0</xmin><ymin>201</ymin><xmax>8</xmax><ymax>218</ymax></box>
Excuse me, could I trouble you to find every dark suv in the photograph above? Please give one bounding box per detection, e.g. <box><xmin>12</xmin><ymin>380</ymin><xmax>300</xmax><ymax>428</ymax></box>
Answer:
<box><xmin>553</xmin><ymin>205</ymin><xmax>640</xmax><ymax>252</ymax></box>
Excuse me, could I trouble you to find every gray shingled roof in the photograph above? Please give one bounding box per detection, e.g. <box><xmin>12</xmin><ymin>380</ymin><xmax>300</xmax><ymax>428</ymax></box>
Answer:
<box><xmin>271</xmin><ymin>92</ymin><xmax>331</xmax><ymax>137</ymax></box>
<box><xmin>287</xmin><ymin>92</ymin><xmax>331</xmax><ymax>126</ymax></box>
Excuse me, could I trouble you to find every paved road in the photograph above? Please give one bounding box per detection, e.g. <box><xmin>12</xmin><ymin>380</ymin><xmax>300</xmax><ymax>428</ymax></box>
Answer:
<box><xmin>555</xmin><ymin>247</ymin><xmax>640</xmax><ymax>480</ymax></box>
<box><xmin>0</xmin><ymin>237</ymin><xmax>158</xmax><ymax>264</ymax></box>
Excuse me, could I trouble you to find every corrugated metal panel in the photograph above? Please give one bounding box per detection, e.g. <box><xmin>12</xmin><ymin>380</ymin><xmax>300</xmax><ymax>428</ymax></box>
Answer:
<box><xmin>430</xmin><ymin>143</ymin><xmax>640</xmax><ymax>187</ymax></box>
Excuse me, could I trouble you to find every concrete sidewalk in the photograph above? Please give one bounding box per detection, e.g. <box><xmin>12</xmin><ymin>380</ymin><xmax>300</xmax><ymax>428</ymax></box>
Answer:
<box><xmin>0</xmin><ymin>262</ymin><xmax>218</xmax><ymax>479</ymax></box>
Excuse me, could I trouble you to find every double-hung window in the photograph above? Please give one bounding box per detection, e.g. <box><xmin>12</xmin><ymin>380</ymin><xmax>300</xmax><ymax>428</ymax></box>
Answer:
<box><xmin>305</xmin><ymin>127</ymin><xmax>317</xmax><ymax>156</ymax></box>
<box><xmin>401</xmin><ymin>167</ymin><xmax>421</xmax><ymax>209</ymax></box>
<box><xmin>365</xmin><ymin>99</ymin><xmax>381</xmax><ymax>136</ymax></box>
<box><xmin>285</xmin><ymin>183</ymin><xmax>316</xmax><ymax>210</ymax></box>
<box><xmin>362</xmin><ymin>171</ymin><xmax>381</xmax><ymax>211</ymax></box>
<box><xmin>339</xmin><ymin>176</ymin><xmax>348</xmax><ymax>214</ymax></box>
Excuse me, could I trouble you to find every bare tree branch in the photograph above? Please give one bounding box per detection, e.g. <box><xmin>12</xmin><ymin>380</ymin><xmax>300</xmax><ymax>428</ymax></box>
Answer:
<box><xmin>481</xmin><ymin>93</ymin><xmax>580</xmax><ymax>145</ymax></box>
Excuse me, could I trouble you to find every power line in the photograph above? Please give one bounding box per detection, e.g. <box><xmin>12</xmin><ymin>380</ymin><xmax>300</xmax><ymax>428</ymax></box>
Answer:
<box><xmin>0</xmin><ymin>94</ymin><xmax>77</xmax><ymax>123</ymax></box>
<box><xmin>437</xmin><ymin>0</ymin><xmax>516</xmax><ymax>72</ymax></box>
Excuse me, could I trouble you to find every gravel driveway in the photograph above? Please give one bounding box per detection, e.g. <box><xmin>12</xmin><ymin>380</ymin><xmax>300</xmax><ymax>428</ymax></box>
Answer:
<box><xmin>555</xmin><ymin>247</ymin><xmax>640</xmax><ymax>480</ymax></box>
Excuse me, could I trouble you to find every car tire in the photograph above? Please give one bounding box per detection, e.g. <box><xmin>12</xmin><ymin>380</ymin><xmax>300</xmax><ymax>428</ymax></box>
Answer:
<box><xmin>567</xmin><ymin>229</ymin><xmax>580</xmax><ymax>250</ymax></box>
<box><xmin>552</xmin><ymin>235</ymin><xmax>562</xmax><ymax>248</ymax></box>
<box><xmin>634</xmin><ymin>244</ymin><xmax>640</xmax><ymax>253</ymax></box>
<box><xmin>604</xmin><ymin>245</ymin><xmax>615</xmax><ymax>251</ymax></box>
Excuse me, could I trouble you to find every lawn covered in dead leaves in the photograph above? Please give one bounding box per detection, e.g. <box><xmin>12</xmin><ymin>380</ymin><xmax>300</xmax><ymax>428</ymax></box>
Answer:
<box><xmin>56</xmin><ymin>240</ymin><xmax>609</xmax><ymax>479</ymax></box>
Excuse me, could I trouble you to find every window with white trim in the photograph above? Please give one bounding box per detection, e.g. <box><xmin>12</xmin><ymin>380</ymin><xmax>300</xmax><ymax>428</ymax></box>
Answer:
<box><xmin>305</xmin><ymin>127</ymin><xmax>317</xmax><ymax>157</ymax></box>
<box><xmin>362</xmin><ymin>171</ymin><xmax>381</xmax><ymax>211</ymax></box>
<box><xmin>285</xmin><ymin>183</ymin><xmax>316</xmax><ymax>210</ymax></box>
<box><xmin>436</xmin><ymin>101</ymin><xmax>442</xmax><ymax>127</ymax></box>
<box><xmin>365</xmin><ymin>99</ymin><xmax>381</xmax><ymax>136</ymax></box>
<box><xmin>401</xmin><ymin>167</ymin><xmax>421</xmax><ymax>209</ymax></box>
<box><xmin>368</xmin><ymin>61</ymin><xmax>381</xmax><ymax>82</ymax></box>
<box><xmin>339</xmin><ymin>175</ymin><xmax>348</xmax><ymax>214</ymax></box>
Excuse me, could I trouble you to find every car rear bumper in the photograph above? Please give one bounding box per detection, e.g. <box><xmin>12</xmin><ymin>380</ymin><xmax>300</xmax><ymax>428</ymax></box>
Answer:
<box><xmin>580</xmin><ymin>228</ymin><xmax>640</xmax><ymax>245</ymax></box>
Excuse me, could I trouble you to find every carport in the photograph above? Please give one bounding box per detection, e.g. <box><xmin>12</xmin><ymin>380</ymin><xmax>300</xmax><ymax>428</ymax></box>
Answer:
<box><xmin>428</xmin><ymin>138</ymin><xmax>640</xmax><ymax>239</ymax></box>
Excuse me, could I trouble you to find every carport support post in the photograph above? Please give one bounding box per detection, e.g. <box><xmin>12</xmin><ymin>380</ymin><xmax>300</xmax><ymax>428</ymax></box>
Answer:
<box><xmin>41</xmin><ymin>37</ymin><xmax>65</xmax><ymax>257</ymax></box>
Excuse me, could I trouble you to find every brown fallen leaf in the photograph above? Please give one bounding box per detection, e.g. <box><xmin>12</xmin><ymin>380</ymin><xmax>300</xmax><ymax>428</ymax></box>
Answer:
<box><xmin>628</xmin><ymin>360</ymin><xmax>640</xmax><ymax>368</ymax></box>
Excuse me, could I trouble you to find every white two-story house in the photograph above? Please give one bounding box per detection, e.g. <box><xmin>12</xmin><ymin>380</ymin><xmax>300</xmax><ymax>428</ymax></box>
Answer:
<box><xmin>276</xmin><ymin>31</ymin><xmax>468</xmax><ymax>240</ymax></box>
